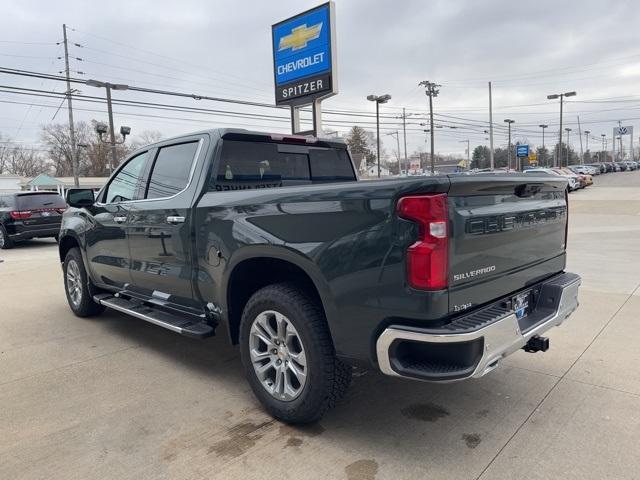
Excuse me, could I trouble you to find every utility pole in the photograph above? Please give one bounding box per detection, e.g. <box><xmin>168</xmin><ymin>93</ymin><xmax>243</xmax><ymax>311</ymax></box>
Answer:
<box><xmin>601</xmin><ymin>133</ymin><xmax>606</xmax><ymax>160</ymax></box>
<box><xmin>395</xmin><ymin>130</ymin><xmax>401</xmax><ymax>174</ymax></box>
<box><xmin>565</xmin><ymin>128</ymin><xmax>572</xmax><ymax>165</ymax></box>
<box><xmin>539</xmin><ymin>124</ymin><xmax>548</xmax><ymax>167</ymax></box>
<box><xmin>384</xmin><ymin>131</ymin><xmax>401</xmax><ymax>174</ymax></box>
<box><xmin>459</xmin><ymin>140</ymin><xmax>470</xmax><ymax>169</ymax></box>
<box><xmin>504</xmin><ymin>119</ymin><xmax>515</xmax><ymax>170</ymax></box>
<box><xmin>584</xmin><ymin>129</ymin><xmax>590</xmax><ymax>163</ymax></box>
<box><xmin>402</xmin><ymin>108</ymin><xmax>408</xmax><ymax>176</ymax></box>
<box><xmin>419</xmin><ymin>80</ymin><xmax>440</xmax><ymax>174</ymax></box>
<box><xmin>489</xmin><ymin>81</ymin><xmax>494</xmax><ymax>170</ymax></box>
<box><xmin>577</xmin><ymin>116</ymin><xmax>583</xmax><ymax>165</ymax></box>
<box><xmin>62</xmin><ymin>24</ymin><xmax>79</xmax><ymax>187</ymax></box>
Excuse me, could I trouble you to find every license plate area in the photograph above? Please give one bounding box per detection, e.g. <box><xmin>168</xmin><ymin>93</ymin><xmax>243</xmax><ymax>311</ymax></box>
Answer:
<box><xmin>512</xmin><ymin>289</ymin><xmax>533</xmax><ymax>319</ymax></box>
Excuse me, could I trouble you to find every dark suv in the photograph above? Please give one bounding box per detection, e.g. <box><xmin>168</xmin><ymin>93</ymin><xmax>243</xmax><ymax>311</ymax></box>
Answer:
<box><xmin>0</xmin><ymin>191</ymin><xmax>66</xmax><ymax>249</ymax></box>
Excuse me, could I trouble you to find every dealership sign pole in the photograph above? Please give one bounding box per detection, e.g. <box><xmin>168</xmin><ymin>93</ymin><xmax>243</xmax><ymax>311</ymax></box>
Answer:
<box><xmin>515</xmin><ymin>144</ymin><xmax>529</xmax><ymax>171</ymax></box>
<box><xmin>272</xmin><ymin>2</ymin><xmax>337</xmax><ymax>137</ymax></box>
<box><xmin>613</xmin><ymin>126</ymin><xmax>634</xmax><ymax>161</ymax></box>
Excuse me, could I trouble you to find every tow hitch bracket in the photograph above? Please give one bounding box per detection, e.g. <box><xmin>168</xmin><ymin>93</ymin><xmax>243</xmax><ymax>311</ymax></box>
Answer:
<box><xmin>523</xmin><ymin>335</ymin><xmax>549</xmax><ymax>353</ymax></box>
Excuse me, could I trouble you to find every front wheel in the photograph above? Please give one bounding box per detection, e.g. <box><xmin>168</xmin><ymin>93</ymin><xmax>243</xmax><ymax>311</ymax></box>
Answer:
<box><xmin>239</xmin><ymin>283</ymin><xmax>351</xmax><ymax>424</ymax></box>
<box><xmin>63</xmin><ymin>248</ymin><xmax>105</xmax><ymax>317</ymax></box>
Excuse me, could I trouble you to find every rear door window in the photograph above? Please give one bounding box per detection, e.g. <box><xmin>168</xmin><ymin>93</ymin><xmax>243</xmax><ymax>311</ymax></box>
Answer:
<box><xmin>16</xmin><ymin>193</ymin><xmax>66</xmax><ymax>210</ymax></box>
<box><xmin>145</xmin><ymin>142</ymin><xmax>199</xmax><ymax>199</ymax></box>
<box><xmin>212</xmin><ymin>140</ymin><xmax>355</xmax><ymax>191</ymax></box>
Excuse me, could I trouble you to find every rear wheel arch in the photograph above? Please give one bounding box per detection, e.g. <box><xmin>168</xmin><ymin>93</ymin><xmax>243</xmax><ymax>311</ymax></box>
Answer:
<box><xmin>224</xmin><ymin>254</ymin><xmax>333</xmax><ymax>346</ymax></box>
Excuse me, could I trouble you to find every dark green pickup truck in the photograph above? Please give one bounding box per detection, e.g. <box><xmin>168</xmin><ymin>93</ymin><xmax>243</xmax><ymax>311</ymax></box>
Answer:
<box><xmin>59</xmin><ymin>129</ymin><xmax>580</xmax><ymax>423</ymax></box>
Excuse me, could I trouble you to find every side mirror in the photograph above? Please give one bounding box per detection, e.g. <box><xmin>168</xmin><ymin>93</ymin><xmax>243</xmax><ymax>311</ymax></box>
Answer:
<box><xmin>66</xmin><ymin>188</ymin><xmax>95</xmax><ymax>208</ymax></box>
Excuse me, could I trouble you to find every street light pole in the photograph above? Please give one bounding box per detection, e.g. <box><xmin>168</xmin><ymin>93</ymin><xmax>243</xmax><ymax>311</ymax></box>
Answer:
<box><xmin>504</xmin><ymin>119</ymin><xmax>515</xmax><ymax>170</ymax></box>
<box><xmin>105</xmin><ymin>85</ymin><xmax>118</xmax><ymax>170</ymax></box>
<box><xmin>565</xmin><ymin>128</ymin><xmax>572</xmax><ymax>165</ymax></box>
<box><xmin>86</xmin><ymin>79</ymin><xmax>130</xmax><ymax>171</ymax></box>
<box><xmin>367</xmin><ymin>94</ymin><xmax>392</xmax><ymax>178</ymax></box>
<box><xmin>546</xmin><ymin>91</ymin><xmax>576</xmax><ymax>167</ymax></box>
<box><xmin>539</xmin><ymin>124</ymin><xmax>548</xmax><ymax>166</ymax></box>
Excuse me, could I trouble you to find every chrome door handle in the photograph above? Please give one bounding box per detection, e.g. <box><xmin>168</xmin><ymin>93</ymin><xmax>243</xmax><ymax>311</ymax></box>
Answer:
<box><xmin>113</xmin><ymin>216</ymin><xmax>127</xmax><ymax>223</ymax></box>
<box><xmin>166</xmin><ymin>216</ymin><xmax>185</xmax><ymax>225</ymax></box>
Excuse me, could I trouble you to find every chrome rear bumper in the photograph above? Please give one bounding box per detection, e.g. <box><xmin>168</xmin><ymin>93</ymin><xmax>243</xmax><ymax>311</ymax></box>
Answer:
<box><xmin>376</xmin><ymin>272</ymin><xmax>580</xmax><ymax>382</ymax></box>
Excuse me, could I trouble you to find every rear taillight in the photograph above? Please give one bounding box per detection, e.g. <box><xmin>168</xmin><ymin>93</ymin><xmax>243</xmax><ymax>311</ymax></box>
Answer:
<box><xmin>56</xmin><ymin>208</ymin><xmax>67</xmax><ymax>214</ymax></box>
<box><xmin>397</xmin><ymin>193</ymin><xmax>449</xmax><ymax>290</ymax></box>
<box><xmin>9</xmin><ymin>210</ymin><xmax>32</xmax><ymax>220</ymax></box>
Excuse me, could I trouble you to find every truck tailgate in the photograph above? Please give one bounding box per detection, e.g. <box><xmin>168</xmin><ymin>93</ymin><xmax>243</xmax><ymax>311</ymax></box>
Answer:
<box><xmin>446</xmin><ymin>174</ymin><xmax>568</xmax><ymax>313</ymax></box>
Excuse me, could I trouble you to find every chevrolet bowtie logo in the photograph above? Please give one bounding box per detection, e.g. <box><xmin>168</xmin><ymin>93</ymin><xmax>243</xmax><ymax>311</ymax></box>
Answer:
<box><xmin>278</xmin><ymin>22</ymin><xmax>323</xmax><ymax>51</ymax></box>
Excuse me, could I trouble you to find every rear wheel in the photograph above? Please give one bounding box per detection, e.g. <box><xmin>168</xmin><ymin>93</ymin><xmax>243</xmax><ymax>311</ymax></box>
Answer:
<box><xmin>0</xmin><ymin>224</ymin><xmax>14</xmax><ymax>249</ymax></box>
<box><xmin>239</xmin><ymin>283</ymin><xmax>351</xmax><ymax>424</ymax></box>
<box><xmin>63</xmin><ymin>248</ymin><xmax>105</xmax><ymax>317</ymax></box>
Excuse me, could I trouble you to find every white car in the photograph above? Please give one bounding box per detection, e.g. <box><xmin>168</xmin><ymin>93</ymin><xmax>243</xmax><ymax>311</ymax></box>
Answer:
<box><xmin>525</xmin><ymin>168</ymin><xmax>577</xmax><ymax>191</ymax></box>
<box><xmin>570</xmin><ymin>165</ymin><xmax>597</xmax><ymax>175</ymax></box>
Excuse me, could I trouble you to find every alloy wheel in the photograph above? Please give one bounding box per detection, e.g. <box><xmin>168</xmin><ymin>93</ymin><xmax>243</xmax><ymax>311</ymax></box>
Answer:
<box><xmin>66</xmin><ymin>259</ymin><xmax>83</xmax><ymax>308</ymax></box>
<box><xmin>249</xmin><ymin>310</ymin><xmax>307</xmax><ymax>401</ymax></box>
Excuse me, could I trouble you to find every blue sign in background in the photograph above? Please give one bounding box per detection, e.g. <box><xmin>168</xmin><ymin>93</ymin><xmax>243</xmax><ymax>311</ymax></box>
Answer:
<box><xmin>516</xmin><ymin>144</ymin><xmax>530</xmax><ymax>157</ymax></box>
<box><xmin>272</xmin><ymin>4</ymin><xmax>332</xmax><ymax>85</ymax></box>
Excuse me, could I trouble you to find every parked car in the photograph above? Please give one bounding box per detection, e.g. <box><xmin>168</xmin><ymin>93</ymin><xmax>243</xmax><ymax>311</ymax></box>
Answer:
<box><xmin>553</xmin><ymin>167</ymin><xmax>586</xmax><ymax>189</ymax></box>
<box><xmin>558</xmin><ymin>167</ymin><xmax>591</xmax><ymax>187</ymax></box>
<box><xmin>615</xmin><ymin>162</ymin><xmax>628</xmax><ymax>171</ymax></box>
<box><xmin>525</xmin><ymin>168</ymin><xmax>577</xmax><ymax>191</ymax></box>
<box><xmin>586</xmin><ymin>163</ymin><xmax>605</xmax><ymax>174</ymax></box>
<box><xmin>569</xmin><ymin>165</ymin><xmax>597</xmax><ymax>176</ymax></box>
<box><xmin>607</xmin><ymin>162</ymin><xmax>620</xmax><ymax>172</ymax></box>
<box><xmin>623</xmin><ymin>161</ymin><xmax>637</xmax><ymax>171</ymax></box>
<box><xmin>57</xmin><ymin>128</ymin><xmax>581</xmax><ymax>423</ymax></box>
<box><xmin>0</xmin><ymin>191</ymin><xmax>66</xmax><ymax>249</ymax></box>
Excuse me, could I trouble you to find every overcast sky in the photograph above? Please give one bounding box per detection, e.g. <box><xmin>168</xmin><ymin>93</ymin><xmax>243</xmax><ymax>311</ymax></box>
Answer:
<box><xmin>3</xmin><ymin>0</ymin><xmax>640</xmax><ymax>157</ymax></box>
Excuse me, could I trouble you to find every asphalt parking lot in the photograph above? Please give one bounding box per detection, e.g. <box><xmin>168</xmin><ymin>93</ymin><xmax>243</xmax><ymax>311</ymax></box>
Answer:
<box><xmin>1</xmin><ymin>171</ymin><xmax>639</xmax><ymax>480</ymax></box>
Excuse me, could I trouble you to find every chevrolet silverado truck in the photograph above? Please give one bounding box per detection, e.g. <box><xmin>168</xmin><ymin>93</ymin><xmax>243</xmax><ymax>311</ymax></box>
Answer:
<box><xmin>58</xmin><ymin>129</ymin><xmax>580</xmax><ymax>423</ymax></box>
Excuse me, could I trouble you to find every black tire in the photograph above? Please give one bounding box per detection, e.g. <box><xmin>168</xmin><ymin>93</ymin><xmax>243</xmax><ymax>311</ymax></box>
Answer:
<box><xmin>239</xmin><ymin>283</ymin><xmax>351</xmax><ymax>424</ymax></box>
<box><xmin>63</xmin><ymin>247</ymin><xmax>105</xmax><ymax>317</ymax></box>
<box><xmin>0</xmin><ymin>224</ymin><xmax>14</xmax><ymax>249</ymax></box>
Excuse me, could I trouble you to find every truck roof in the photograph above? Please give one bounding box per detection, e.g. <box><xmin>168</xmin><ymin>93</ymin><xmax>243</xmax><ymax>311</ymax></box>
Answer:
<box><xmin>140</xmin><ymin>128</ymin><xmax>347</xmax><ymax>151</ymax></box>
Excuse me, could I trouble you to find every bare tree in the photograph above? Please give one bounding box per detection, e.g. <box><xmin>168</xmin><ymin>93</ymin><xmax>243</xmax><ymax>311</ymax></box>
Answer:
<box><xmin>131</xmin><ymin>130</ymin><xmax>163</xmax><ymax>149</ymax></box>
<box><xmin>42</xmin><ymin>120</ymin><xmax>133</xmax><ymax>177</ymax></box>
<box><xmin>5</xmin><ymin>145</ymin><xmax>46</xmax><ymax>177</ymax></box>
<box><xmin>41</xmin><ymin>123</ymin><xmax>75</xmax><ymax>176</ymax></box>
<box><xmin>0</xmin><ymin>133</ymin><xmax>10</xmax><ymax>174</ymax></box>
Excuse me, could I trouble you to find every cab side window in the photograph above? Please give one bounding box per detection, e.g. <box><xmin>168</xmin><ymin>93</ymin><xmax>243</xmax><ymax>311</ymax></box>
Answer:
<box><xmin>103</xmin><ymin>151</ymin><xmax>149</xmax><ymax>203</ymax></box>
